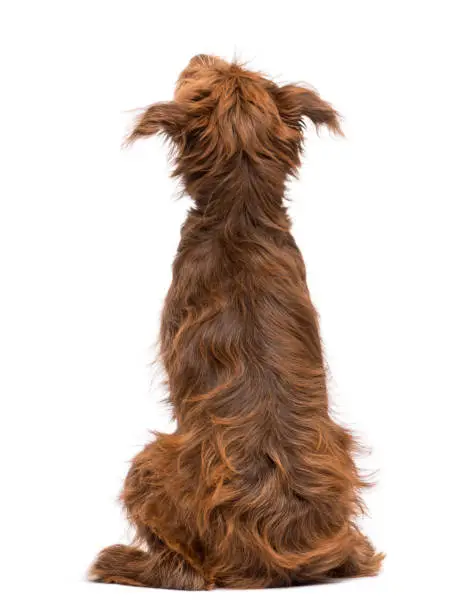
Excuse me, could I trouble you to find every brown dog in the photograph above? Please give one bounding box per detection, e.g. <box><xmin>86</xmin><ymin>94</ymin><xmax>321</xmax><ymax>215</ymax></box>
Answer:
<box><xmin>89</xmin><ymin>55</ymin><xmax>383</xmax><ymax>589</ymax></box>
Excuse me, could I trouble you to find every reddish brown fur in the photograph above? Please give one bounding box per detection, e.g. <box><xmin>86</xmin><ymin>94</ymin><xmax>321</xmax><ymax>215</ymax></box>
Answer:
<box><xmin>89</xmin><ymin>55</ymin><xmax>383</xmax><ymax>589</ymax></box>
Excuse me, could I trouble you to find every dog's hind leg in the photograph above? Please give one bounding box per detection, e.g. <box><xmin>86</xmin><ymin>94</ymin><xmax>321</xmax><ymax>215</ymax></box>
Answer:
<box><xmin>89</xmin><ymin>441</ymin><xmax>210</xmax><ymax>589</ymax></box>
<box><xmin>88</xmin><ymin>540</ymin><xmax>208</xmax><ymax>590</ymax></box>
<box><xmin>328</xmin><ymin>531</ymin><xmax>384</xmax><ymax>579</ymax></box>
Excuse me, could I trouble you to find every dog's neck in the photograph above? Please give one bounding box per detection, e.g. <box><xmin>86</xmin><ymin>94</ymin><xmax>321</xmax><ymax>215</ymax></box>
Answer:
<box><xmin>191</xmin><ymin>163</ymin><xmax>291</xmax><ymax>233</ymax></box>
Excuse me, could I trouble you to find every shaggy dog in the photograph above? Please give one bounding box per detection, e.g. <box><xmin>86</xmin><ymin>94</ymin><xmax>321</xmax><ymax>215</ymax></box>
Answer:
<box><xmin>89</xmin><ymin>55</ymin><xmax>383</xmax><ymax>589</ymax></box>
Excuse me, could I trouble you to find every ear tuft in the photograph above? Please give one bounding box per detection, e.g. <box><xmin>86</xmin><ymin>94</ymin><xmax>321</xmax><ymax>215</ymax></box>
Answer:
<box><xmin>124</xmin><ymin>101</ymin><xmax>185</xmax><ymax>146</ymax></box>
<box><xmin>275</xmin><ymin>85</ymin><xmax>343</xmax><ymax>136</ymax></box>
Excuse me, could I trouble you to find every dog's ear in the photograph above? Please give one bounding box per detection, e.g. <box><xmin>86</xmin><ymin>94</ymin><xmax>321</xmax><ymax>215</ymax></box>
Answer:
<box><xmin>274</xmin><ymin>85</ymin><xmax>343</xmax><ymax>135</ymax></box>
<box><xmin>125</xmin><ymin>101</ymin><xmax>186</xmax><ymax>145</ymax></box>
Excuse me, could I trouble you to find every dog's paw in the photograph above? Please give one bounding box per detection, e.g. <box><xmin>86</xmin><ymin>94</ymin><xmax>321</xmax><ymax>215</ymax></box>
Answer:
<box><xmin>88</xmin><ymin>545</ymin><xmax>146</xmax><ymax>586</ymax></box>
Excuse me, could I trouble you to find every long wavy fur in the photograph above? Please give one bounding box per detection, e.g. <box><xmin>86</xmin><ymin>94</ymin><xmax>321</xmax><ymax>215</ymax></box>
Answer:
<box><xmin>89</xmin><ymin>55</ymin><xmax>383</xmax><ymax>589</ymax></box>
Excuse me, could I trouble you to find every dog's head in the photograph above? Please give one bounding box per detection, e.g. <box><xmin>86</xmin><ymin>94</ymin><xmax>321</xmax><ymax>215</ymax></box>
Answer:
<box><xmin>127</xmin><ymin>55</ymin><xmax>342</xmax><ymax>199</ymax></box>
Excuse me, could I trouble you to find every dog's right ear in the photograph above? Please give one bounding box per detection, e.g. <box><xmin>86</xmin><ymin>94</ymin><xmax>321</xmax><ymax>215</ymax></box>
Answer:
<box><xmin>274</xmin><ymin>85</ymin><xmax>343</xmax><ymax>136</ymax></box>
<box><xmin>125</xmin><ymin>101</ymin><xmax>186</xmax><ymax>145</ymax></box>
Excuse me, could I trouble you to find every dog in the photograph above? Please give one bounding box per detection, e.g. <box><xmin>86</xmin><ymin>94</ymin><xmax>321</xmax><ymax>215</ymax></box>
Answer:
<box><xmin>89</xmin><ymin>54</ymin><xmax>383</xmax><ymax>589</ymax></box>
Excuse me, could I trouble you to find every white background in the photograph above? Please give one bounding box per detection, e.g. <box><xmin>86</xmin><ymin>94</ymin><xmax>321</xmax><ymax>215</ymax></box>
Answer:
<box><xmin>1</xmin><ymin>1</ymin><xmax>460</xmax><ymax>610</ymax></box>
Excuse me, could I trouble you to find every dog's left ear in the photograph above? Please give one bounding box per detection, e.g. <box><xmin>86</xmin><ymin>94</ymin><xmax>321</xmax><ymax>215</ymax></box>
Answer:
<box><xmin>274</xmin><ymin>85</ymin><xmax>343</xmax><ymax>135</ymax></box>
<box><xmin>126</xmin><ymin>101</ymin><xmax>186</xmax><ymax>145</ymax></box>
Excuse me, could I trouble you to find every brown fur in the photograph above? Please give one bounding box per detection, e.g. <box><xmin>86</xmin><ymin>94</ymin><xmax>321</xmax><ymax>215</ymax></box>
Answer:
<box><xmin>89</xmin><ymin>55</ymin><xmax>383</xmax><ymax>589</ymax></box>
